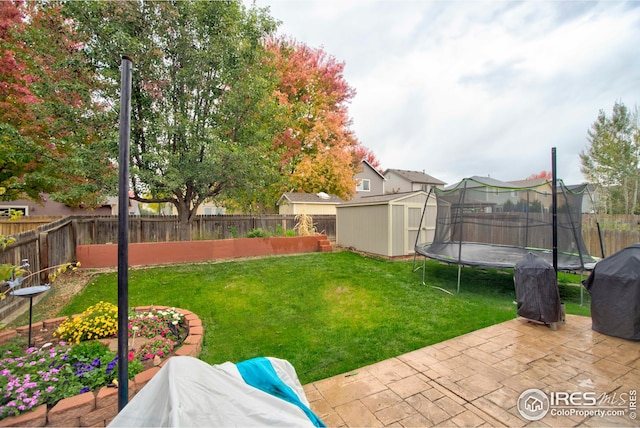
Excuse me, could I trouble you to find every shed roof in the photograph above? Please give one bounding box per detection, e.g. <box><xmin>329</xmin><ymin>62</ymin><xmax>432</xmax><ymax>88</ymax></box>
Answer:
<box><xmin>384</xmin><ymin>169</ymin><xmax>445</xmax><ymax>185</ymax></box>
<box><xmin>338</xmin><ymin>191</ymin><xmax>428</xmax><ymax>207</ymax></box>
<box><xmin>278</xmin><ymin>192</ymin><xmax>344</xmax><ymax>205</ymax></box>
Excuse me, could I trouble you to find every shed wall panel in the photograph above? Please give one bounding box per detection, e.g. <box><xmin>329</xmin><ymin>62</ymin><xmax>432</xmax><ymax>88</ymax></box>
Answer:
<box><xmin>336</xmin><ymin>205</ymin><xmax>389</xmax><ymax>255</ymax></box>
<box><xmin>391</xmin><ymin>205</ymin><xmax>405</xmax><ymax>256</ymax></box>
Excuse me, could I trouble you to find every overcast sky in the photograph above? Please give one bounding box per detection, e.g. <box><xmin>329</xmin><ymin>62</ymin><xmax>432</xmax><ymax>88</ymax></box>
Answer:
<box><xmin>252</xmin><ymin>0</ymin><xmax>640</xmax><ymax>185</ymax></box>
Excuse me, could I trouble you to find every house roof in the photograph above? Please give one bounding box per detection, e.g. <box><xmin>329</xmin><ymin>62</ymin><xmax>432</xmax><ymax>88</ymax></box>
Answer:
<box><xmin>278</xmin><ymin>192</ymin><xmax>344</xmax><ymax>205</ymax></box>
<box><xmin>445</xmin><ymin>176</ymin><xmax>519</xmax><ymax>190</ymax></box>
<box><xmin>384</xmin><ymin>169</ymin><xmax>445</xmax><ymax>185</ymax></box>
<box><xmin>338</xmin><ymin>191</ymin><xmax>428</xmax><ymax>207</ymax></box>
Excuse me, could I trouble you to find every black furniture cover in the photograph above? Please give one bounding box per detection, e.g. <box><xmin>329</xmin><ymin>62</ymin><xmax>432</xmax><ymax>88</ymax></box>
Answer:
<box><xmin>583</xmin><ymin>243</ymin><xmax>640</xmax><ymax>340</ymax></box>
<box><xmin>514</xmin><ymin>252</ymin><xmax>562</xmax><ymax>324</ymax></box>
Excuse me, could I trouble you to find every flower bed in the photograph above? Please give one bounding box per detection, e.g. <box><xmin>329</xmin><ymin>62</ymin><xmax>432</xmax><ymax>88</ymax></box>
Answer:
<box><xmin>0</xmin><ymin>306</ymin><xmax>203</xmax><ymax>427</ymax></box>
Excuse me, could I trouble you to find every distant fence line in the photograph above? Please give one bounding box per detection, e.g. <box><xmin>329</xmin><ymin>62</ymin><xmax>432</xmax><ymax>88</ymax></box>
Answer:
<box><xmin>1</xmin><ymin>214</ymin><xmax>336</xmax><ymax>268</ymax></box>
<box><xmin>0</xmin><ymin>213</ymin><xmax>637</xmax><ymax>275</ymax></box>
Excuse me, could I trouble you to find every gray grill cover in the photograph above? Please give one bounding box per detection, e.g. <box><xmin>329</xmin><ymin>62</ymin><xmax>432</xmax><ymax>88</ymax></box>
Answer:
<box><xmin>583</xmin><ymin>243</ymin><xmax>640</xmax><ymax>340</ymax></box>
<box><xmin>514</xmin><ymin>252</ymin><xmax>562</xmax><ymax>324</ymax></box>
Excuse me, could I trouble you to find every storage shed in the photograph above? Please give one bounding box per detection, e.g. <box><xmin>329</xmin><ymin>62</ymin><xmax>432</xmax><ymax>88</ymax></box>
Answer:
<box><xmin>277</xmin><ymin>192</ymin><xmax>344</xmax><ymax>215</ymax></box>
<box><xmin>336</xmin><ymin>191</ymin><xmax>435</xmax><ymax>257</ymax></box>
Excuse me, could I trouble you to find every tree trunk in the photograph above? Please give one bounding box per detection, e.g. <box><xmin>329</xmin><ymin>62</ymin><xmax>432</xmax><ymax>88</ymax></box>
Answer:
<box><xmin>175</xmin><ymin>200</ymin><xmax>192</xmax><ymax>241</ymax></box>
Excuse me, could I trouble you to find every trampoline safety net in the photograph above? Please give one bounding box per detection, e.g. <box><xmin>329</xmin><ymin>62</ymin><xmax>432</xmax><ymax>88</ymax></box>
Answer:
<box><xmin>415</xmin><ymin>178</ymin><xmax>598</xmax><ymax>271</ymax></box>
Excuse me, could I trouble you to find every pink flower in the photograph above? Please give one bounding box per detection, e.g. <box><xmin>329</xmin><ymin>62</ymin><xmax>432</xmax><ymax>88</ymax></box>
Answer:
<box><xmin>128</xmin><ymin>351</ymin><xmax>135</xmax><ymax>361</ymax></box>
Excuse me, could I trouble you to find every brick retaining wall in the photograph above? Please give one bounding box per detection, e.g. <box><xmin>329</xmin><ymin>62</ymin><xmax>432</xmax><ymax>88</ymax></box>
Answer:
<box><xmin>0</xmin><ymin>306</ymin><xmax>203</xmax><ymax>427</ymax></box>
<box><xmin>77</xmin><ymin>235</ymin><xmax>332</xmax><ymax>268</ymax></box>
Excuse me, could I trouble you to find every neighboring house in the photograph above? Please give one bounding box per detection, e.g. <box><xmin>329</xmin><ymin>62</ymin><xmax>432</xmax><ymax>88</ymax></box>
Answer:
<box><xmin>566</xmin><ymin>183</ymin><xmax>599</xmax><ymax>213</ymax></box>
<box><xmin>508</xmin><ymin>178</ymin><xmax>553</xmax><ymax>212</ymax></box>
<box><xmin>445</xmin><ymin>176</ymin><xmax>521</xmax><ymax>213</ymax></box>
<box><xmin>354</xmin><ymin>159</ymin><xmax>385</xmax><ymax>199</ymax></box>
<box><xmin>198</xmin><ymin>201</ymin><xmax>226</xmax><ymax>215</ymax></box>
<box><xmin>383</xmin><ymin>169</ymin><xmax>445</xmax><ymax>194</ymax></box>
<box><xmin>277</xmin><ymin>192</ymin><xmax>344</xmax><ymax>215</ymax></box>
<box><xmin>161</xmin><ymin>201</ymin><xmax>226</xmax><ymax>216</ymax></box>
<box><xmin>0</xmin><ymin>193</ymin><xmax>139</xmax><ymax>217</ymax></box>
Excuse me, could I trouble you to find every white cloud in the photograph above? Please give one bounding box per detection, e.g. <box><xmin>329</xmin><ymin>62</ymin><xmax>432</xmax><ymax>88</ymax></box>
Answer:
<box><xmin>255</xmin><ymin>0</ymin><xmax>640</xmax><ymax>185</ymax></box>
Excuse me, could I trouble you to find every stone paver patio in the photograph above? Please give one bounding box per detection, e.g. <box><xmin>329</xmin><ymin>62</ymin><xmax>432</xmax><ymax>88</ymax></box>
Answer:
<box><xmin>303</xmin><ymin>315</ymin><xmax>640</xmax><ymax>427</ymax></box>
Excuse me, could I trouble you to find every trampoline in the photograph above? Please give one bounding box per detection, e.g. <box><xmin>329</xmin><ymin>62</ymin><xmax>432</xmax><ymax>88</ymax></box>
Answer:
<box><xmin>416</xmin><ymin>242</ymin><xmax>595</xmax><ymax>271</ymax></box>
<box><xmin>414</xmin><ymin>175</ymin><xmax>602</xmax><ymax>294</ymax></box>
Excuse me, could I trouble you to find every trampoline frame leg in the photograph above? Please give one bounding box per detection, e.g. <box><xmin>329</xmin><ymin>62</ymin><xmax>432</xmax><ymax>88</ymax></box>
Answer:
<box><xmin>580</xmin><ymin>271</ymin><xmax>584</xmax><ymax>307</ymax></box>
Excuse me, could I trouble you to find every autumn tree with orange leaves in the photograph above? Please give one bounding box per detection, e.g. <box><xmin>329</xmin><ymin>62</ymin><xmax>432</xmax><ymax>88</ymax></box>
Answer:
<box><xmin>527</xmin><ymin>171</ymin><xmax>552</xmax><ymax>180</ymax></box>
<box><xmin>0</xmin><ymin>1</ymin><xmax>113</xmax><ymax>205</ymax></box>
<box><xmin>266</xmin><ymin>37</ymin><xmax>376</xmax><ymax>201</ymax></box>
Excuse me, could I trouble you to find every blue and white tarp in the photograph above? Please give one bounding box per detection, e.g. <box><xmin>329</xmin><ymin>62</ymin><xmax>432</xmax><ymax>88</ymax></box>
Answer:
<box><xmin>108</xmin><ymin>356</ymin><xmax>324</xmax><ymax>427</ymax></box>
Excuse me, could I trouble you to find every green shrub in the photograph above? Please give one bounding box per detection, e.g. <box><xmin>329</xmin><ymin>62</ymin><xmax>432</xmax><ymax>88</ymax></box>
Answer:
<box><xmin>246</xmin><ymin>228</ymin><xmax>270</xmax><ymax>238</ymax></box>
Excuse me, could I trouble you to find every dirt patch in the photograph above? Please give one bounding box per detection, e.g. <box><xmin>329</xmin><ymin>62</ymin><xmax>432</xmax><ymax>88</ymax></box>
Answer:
<box><xmin>4</xmin><ymin>269</ymin><xmax>102</xmax><ymax>328</ymax></box>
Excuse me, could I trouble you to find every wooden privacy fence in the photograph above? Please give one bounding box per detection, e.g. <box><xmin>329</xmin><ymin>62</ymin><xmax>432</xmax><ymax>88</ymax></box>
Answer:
<box><xmin>0</xmin><ymin>217</ymin><xmax>76</xmax><ymax>320</ymax></box>
<box><xmin>447</xmin><ymin>213</ymin><xmax>640</xmax><ymax>261</ymax></box>
<box><xmin>71</xmin><ymin>214</ymin><xmax>336</xmax><ymax>244</ymax></box>
<box><xmin>0</xmin><ymin>216</ymin><xmax>62</xmax><ymax>236</ymax></box>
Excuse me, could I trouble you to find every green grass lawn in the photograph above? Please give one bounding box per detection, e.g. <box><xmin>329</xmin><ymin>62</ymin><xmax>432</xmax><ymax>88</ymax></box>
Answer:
<box><xmin>55</xmin><ymin>251</ymin><xmax>590</xmax><ymax>384</ymax></box>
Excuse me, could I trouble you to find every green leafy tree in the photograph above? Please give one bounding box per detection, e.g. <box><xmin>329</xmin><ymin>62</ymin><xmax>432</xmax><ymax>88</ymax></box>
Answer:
<box><xmin>65</xmin><ymin>0</ymin><xmax>280</xmax><ymax>238</ymax></box>
<box><xmin>580</xmin><ymin>101</ymin><xmax>640</xmax><ymax>214</ymax></box>
<box><xmin>0</xmin><ymin>1</ymin><xmax>114</xmax><ymax>205</ymax></box>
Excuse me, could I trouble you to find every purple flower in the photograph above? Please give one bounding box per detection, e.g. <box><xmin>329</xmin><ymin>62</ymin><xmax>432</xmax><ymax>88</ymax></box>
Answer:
<box><xmin>80</xmin><ymin>387</ymin><xmax>90</xmax><ymax>394</ymax></box>
<box><xmin>105</xmin><ymin>358</ymin><xmax>117</xmax><ymax>376</ymax></box>
<box><xmin>46</xmin><ymin>386</ymin><xmax>55</xmax><ymax>393</ymax></box>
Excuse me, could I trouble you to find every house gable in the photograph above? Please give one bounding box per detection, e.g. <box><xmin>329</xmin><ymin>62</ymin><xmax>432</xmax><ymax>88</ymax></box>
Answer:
<box><xmin>354</xmin><ymin>159</ymin><xmax>385</xmax><ymax>198</ymax></box>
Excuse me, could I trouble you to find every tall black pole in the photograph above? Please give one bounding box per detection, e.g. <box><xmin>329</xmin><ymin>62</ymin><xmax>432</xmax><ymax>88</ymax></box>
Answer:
<box><xmin>117</xmin><ymin>56</ymin><xmax>132</xmax><ymax>411</ymax></box>
<box><xmin>552</xmin><ymin>147</ymin><xmax>558</xmax><ymax>273</ymax></box>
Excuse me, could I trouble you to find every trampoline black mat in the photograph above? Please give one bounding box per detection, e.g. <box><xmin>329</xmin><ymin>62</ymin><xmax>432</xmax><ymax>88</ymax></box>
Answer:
<box><xmin>415</xmin><ymin>241</ymin><xmax>596</xmax><ymax>271</ymax></box>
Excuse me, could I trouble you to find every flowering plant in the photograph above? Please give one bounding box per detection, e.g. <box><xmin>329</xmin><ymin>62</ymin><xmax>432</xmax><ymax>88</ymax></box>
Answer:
<box><xmin>0</xmin><ymin>303</ymin><xmax>185</xmax><ymax>419</ymax></box>
<box><xmin>128</xmin><ymin>307</ymin><xmax>184</xmax><ymax>340</ymax></box>
<box><xmin>0</xmin><ymin>341</ymin><xmax>142</xmax><ymax>419</ymax></box>
<box><xmin>135</xmin><ymin>337</ymin><xmax>176</xmax><ymax>360</ymax></box>
<box><xmin>54</xmin><ymin>301</ymin><xmax>118</xmax><ymax>344</ymax></box>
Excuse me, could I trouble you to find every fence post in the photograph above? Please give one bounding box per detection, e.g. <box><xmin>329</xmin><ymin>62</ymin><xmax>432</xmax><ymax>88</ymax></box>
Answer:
<box><xmin>38</xmin><ymin>231</ymin><xmax>49</xmax><ymax>283</ymax></box>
